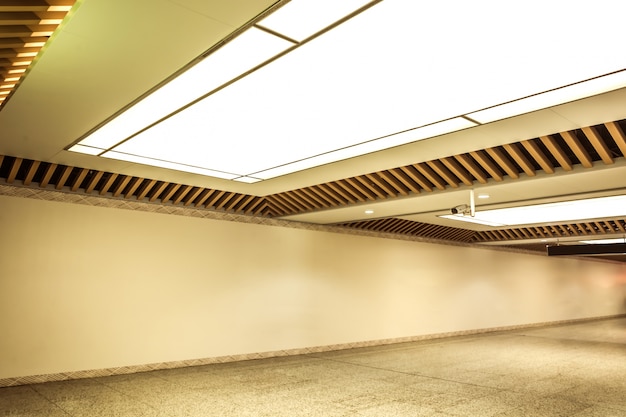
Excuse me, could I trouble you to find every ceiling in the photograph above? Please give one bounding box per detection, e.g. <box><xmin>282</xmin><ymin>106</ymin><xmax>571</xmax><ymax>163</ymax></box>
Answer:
<box><xmin>1</xmin><ymin>0</ymin><xmax>625</xmax><ymax>263</ymax></box>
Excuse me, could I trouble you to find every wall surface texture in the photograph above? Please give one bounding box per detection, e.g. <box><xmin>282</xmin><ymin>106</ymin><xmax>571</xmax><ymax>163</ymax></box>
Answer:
<box><xmin>1</xmin><ymin>193</ymin><xmax>625</xmax><ymax>380</ymax></box>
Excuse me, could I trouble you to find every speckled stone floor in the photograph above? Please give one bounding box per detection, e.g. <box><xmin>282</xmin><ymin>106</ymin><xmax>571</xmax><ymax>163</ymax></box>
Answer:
<box><xmin>1</xmin><ymin>317</ymin><xmax>625</xmax><ymax>416</ymax></box>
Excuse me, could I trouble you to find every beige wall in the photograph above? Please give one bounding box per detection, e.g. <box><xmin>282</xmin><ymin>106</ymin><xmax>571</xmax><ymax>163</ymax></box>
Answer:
<box><xmin>1</xmin><ymin>194</ymin><xmax>624</xmax><ymax>379</ymax></box>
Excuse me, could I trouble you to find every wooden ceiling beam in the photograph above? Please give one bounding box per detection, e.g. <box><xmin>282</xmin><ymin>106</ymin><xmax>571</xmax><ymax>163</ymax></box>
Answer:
<box><xmin>244</xmin><ymin>196</ymin><xmax>265</xmax><ymax>215</ymax></box>
<box><xmin>112</xmin><ymin>175</ymin><xmax>132</xmax><ymax>197</ymax></box>
<box><xmin>310</xmin><ymin>185</ymin><xmax>341</xmax><ymax>206</ymax></box>
<box><xmin>604</xmin><ymin>121</ymin><xmax>626</xmax><ymax>157</ymax></box>
<box><xmin>136</xmin><ymin>179</ymin><xmax>156</xmax><ymax>200</ymax></box>
<box><xmin>291</xmin><ymin>188</ymin><xmax>322</xmax><ymax>208</ymax></box>
<box><xmin>6</xmin><ymin>156</ymin><xmax>20</xmax><ymax>183</ymax></box>
<box><xmin>520</xmin><ymin>139</ymin><xmax>554</xmax><ymax>174</ymax></box>
<box><xmin>366</xmin><ymin>173</ymin><xmax>397</xmax><ymax>197</ymax></box>
<box><xmin>387</xmin><ymin>168</ymin><xmax>420</xmax><ymax>194</ymax></box>
<box><xmin>582</xmin><ymin>126</ymin><xmax>614</xmax><ymax>165</ymax></box>
<box><xmin>441</xmin><ymin>157</ymin><xmax>473</xmax><ymax>186</ymax></box>
<box><xmin>182</xmin><ymin>187</ymin><xmax>203</xmax><ymax>206</ymax></box>
<box><xmin>352</xmin><ymin>176</ymin><xmax>384</xmax><ymax>199</ymax></box>
<box><xmin>502</xmin><ymin>143</ymin><xmax>536</xmax><ymax>176</ymax></box>
<box><xmin>318</xmin><ymin>183</ymin><xmax>348</xmax><ymax>204</ymax></box>
<box><xmin>485</xmin><ymin>148</ymin><xmax>519</xmax><ymax>179</ymax></box>
<box><xmin>453</xmin><ymin>154</ymin><xmax>488</xmax><ymax>184</ymax></box>
<box><xmin>99</xmin><ymin>173</ymin><xmax>118</xmax><ymax>195</ymax></box>
<box><xmin>124</xmin><ymin>177</ymin><xmax>143</xmax><ymax>199</ymax></box>
<box><xmin>23</xmin><ymin>159</ymin><xmax>40</xmax><ymax>186</ymax></box>
<box><xmin>171</xmin><ymin>185</ymin><xmax>193</xmax><ymax>205</ymax></box>
<box><xmin>161</xmin><ymin>183</ymin><xmax>182</xmax><ymax>203</ymax></box>
<box><xmin>559</xmin><ymin>130</ymin><xmax>593</xmax><ymax>168</ymax></box>
<box><xmin>400</xmin><ymin>165</ymin><xmax>433</xmax><ymax>191</ymax></box>
<box><xmin>205</xmin><ymin>190</ymin><xmax>226</xmax><ymax>208</ymax></box>
<box><xmin>148</xmin><ymin>181</ymin><xmax>169</xmax><ymax>202</ymax></box>
<box><xmin>325</xmin><ymin>181</ymin><xmax>357</xmax><ymax>203</ymax></box>
<box><xmin>378</xmin><ymin>170</ymin><xmax>410</xmax><ymax>196</ymax></box>
<box><xmin>39</xmin><ymin>162</ymin><xmax>57</xmax><ymax>187</ymax></box>
<box><xmin>55</xmin><ymin>165</ymin><xmax>72</xmax><ymax>190</ymax></box>
<box><xmin>415</xmin><ymin>162</ymin><xmax>446</xmax><ymax>190</ymax></box>
<box><xmin>192</xmin><ymin>189</ymin><xmax>215</xmax><ymax>207</ymax></box>
<box><xmin>426</xmin><ymin>160</ymin><xmax>459</xmax><ymax>188</ymax></box>
<box><xmin>469</xmin><ymin>150</ymin><xmax>504</xmax><ymax>181</ymax></box>
<box><xmin>283</xmin><ymin>190</ymin><xmax>313</xmax><ymax>210</ymax></box>
<box><xmin>337</xmin><ymin>179</ymin><xmax>367</xmax><ymax>202</ymax></box>
<box><xmin>539</xmin><ymin>135</ymin><xmax>572</xmax><ymax>171</ymax></box>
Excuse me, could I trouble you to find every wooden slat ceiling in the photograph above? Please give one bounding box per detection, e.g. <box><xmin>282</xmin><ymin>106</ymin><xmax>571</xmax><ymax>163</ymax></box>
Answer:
<box><xmin>2</xmin><ymin>118</ymin><xmax>626</xmax><ymax>261</ymax></box>
<box><xmin>0</xmin><ymin>0</ymin><xmax>75</xmax><ymax>109</ymax></box>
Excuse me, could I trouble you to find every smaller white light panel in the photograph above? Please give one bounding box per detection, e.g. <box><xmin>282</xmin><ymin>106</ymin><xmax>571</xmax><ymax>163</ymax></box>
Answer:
<box><xmin>441</xmin><ymin>195</ymin><xmax>626</xmax><ymax>227</ymax></box>
<box><xmin>70</xmin><ymin>0</ymin><xmax>626</xmax><ymax>183</ymax></box>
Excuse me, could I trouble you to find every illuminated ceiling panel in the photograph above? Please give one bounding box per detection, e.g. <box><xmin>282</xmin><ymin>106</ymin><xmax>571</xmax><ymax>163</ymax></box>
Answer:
<box><xmin>69</xmin><ymin>0</ymin><xmax>626</xmax><ymax>182</ymax></box>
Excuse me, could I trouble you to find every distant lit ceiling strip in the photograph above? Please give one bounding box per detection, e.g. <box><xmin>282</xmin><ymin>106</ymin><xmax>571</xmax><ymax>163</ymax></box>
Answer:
<box><xmin>442</xmin><ymin>194</ymin><xmax>626</xmax><ymax>227</ymax></box>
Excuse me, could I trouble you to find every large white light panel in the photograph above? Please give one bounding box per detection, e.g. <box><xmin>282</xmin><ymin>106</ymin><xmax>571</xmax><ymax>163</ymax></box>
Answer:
<box><xmin>80</xmin><ymin>0</ymin><xmax>626</xmax><ymax>181</ymax></box>
<box><xmin>79</xmin><ymin>27</ymin><xmax>293</xmax><ymax>149</ymax></box>
<box><xmin>258</xmin><ymin>0</ymin><xmax>373</xmax><ymax>42</ymax></box>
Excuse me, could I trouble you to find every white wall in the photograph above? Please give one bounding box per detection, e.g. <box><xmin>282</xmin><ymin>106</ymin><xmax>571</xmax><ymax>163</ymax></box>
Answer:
<box><xmin>1</xmin><ymin>194</ymin><xmax>624</xmax><ymax>379</ymax></box>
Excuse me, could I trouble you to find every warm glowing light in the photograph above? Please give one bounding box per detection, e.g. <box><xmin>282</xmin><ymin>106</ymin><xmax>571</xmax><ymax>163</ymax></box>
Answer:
<box><xmin>17</xmin><ymin>52</ymin><xmax>38</xmax><ymax>58</ymax></box>
<box><xmin>365</xmin><ymin>210</ymin><xmax>374</xmax><ymax>214</ymax></box>
<box><xmin>68</xmin><ymin>144</ymin><xmax>102</xmax><ymax>155</ymax></box>
<box><xmin>8</xmin><ymin>69</ymin><xmax>26</xmax><ymax>74</ymax></box>
<box><xmin>0</xmin><ymin>91</ymin><xmax>10</xmax><ymax>95</ymax></box>
<box><xmin>3</xmin><ymin>77</ymin><xmax>20</xmax><ymax>82</ymax></box>
<box><xmin>12</xmin><ymin>61</ymin><xmax>32</xmax><ymax>67</ymax></box>
<box><xmin>442</xmin><ymin>195</ymin><xmax>626</xmax><ymax>227</ymax></box>
<box><xmin>0</xmin><ymin>84</ymin><xmax>15</xmax><ymax>89</ymax></box>
<box><xmin>48</xmin><ymin>5</ymin><xmax>73</xmax><ymax>12</ymax></box>
<box><xmin>580</xmin><ymin>238</ymin><xmax>626</xmax><ymax>244</ymax></box>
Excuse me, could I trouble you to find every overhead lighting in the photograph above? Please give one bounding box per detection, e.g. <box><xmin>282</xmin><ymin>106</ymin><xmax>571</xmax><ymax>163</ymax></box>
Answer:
<box><xmin>442</xmin><ymin>195</ymin><xmax>626</xmax><ymax>227</ymax></box>
<box><xmin>0</xmin><ymin>91</ymin><xmax>10</xmax><ymax>96</ymax></box>
<box><xmin>580</xmin><ymin>238</ymin><xmax>626</xmax><ymax>245</ymax></box>
<box><xmin>3</xmin><ymin>77</ymin><xmax>20</xmax><ymax>82</ymax></box>
<box><xmin>439</xmin><ymin>214</ymin><xmax>505</xmax><ymax>227</ymax></box>
<box><xmin>69</xmin><ymin>1</ymin><xmax>626</xmax><ymax>182</ymax></box>
<box><xmin>11</xmin><ymin>61</ymin><xmax>32</xmax><ymax>67</ymax></box>
<box><xmin>257</xmin><ymin>0</ymin><xmax>373</xmax><ymax>42</ymax></box>
<box><xmin>78</xmin><ymin>27</ymin><xmax>294</xmax><ymax>150</ymax></box>
<box><xmin>467</xmin><ymin>70</ymin><xmax>626</xmax><ymax>124</ymax></box>
<box><xmin>0</xmin><ymin>84</ymin><xmax>15</xmax><ymax>89</ymax></box>
<box><xmin>365</xmin><ymin>210</ymin><xmax>374</xmax><ymax>214</ymax></box>
<box><xmin>48</xmin><ymin>6</ymin><xmax>73</xmax><ymax>12</ymax></box>
<box><xmin>101</xmin><ymin>151</ymin><xmax>239</xmax><ymax>180</ymax></box>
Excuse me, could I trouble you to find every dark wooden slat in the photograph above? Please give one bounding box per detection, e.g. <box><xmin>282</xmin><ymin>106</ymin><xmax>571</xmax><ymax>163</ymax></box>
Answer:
<box><xmin>386</xmin><ymin>168</ymin><xmax>420</xmax><ymax>193</ymax></box>
<box><xmin>559</xmin><ymin>130</ymin><xmax>593</xmax><ymax>168</ymax></box>
<box><xmin>366</xmin><ymin>173</ymin><xmax>397</xmax><ymax>197</ymax></box>
<box><xmin>582</xmin><ymin>126</ymin><xmax>613</xmax><ymax>165</ymax></box>
<box><xmin>426</xmin><ymin>160</ymin><xmax>459</xmax><ymax>188</ymax></box>
<box><xmin>161</xmin><ymin>183</ymin><xmax>182</xmax><ymax>203</ymax></box>
<box><xmin>55</xmin><ymin>165</ymin><xmax>72</xmax><ymax>189</ymax></box>
<box><xmin>377</xmin><ymin>170</ymin><xmax>410</xmax><ymax>196</ymax></box>
<box><xmin>539</xmin><ymin>135</ymin><xmax>572</xmax><ymax>171</ymax></box>
<box><xmin>124</xmin><ymin>177</ymin><xmax>143</xmax><ymax>198</ymax></box>
<box><xmin>415</xmin><ymin>163</ymin><xmax>446</xmax><ymax>190</ymax></box>
<box><xmin>112</xmin><ymin>175</ymin><xmax>132</xmax><ymax>197</ymax></box>
<box><xmin>485</xmin><ymin>147</ymin><xmax>520</xmax><ymax>179</ymax></box>
<box><xmin>604</xmin><ymin>122</ymin><xmax>626</xmax><ymax>157</ymax></box>
<box><xmin>6</xmin><ymin>156</ymin><xmax>21</xmax><ymax>183</ymax></box>
<box><xmin>400</xmin><ymin>165</ymin><xmax>432</xmax><ymax>191</ymax></box>
<box><xmin>453</xmin><ymin>154</ymin><xmax>488</xmax><ymax>184</ymax></box>
<box><xmin>99</xmin><ymin>173</ymin><xmax>118</xmax><ymax>195</ymax></box>
<box><xmin>183</xmin><ymin>187</ymin><xmax>204</xmax><ymax>206</ymax></box>
<box><xmin>23</xmin><ymin>159</ymin><xmax>40</xmax><ymax>186</ymax></box>
<box><xmin>502</xmin><ymin>143</ymin><xmax>536</xmax><ymax>176</ymax></box>
<box><xmin>520</xmin><ymin>140</ymin><xmax>554</xmax><ymax>174</ymax></box>
<box><xmin>136</xmin><ymin>179</ymin><xmax>156</xmax><ymax>200</ymax></box>
<box><xmin>440</xmin><ymin>157</ymin><xmax>473</xmax><ymax>186</ymax></box>
<box><xmin>172</xmin><ymin>185</ymin><xmax>193</xmax><ymax>205</ymax></box>
<box><xmin>469</xmin><ymin>150</ymin><xmax>503</xmax><ymax>181</ymax></box>
<box><xmin>40</xmin><ymin>163</ymin><xmax>57</xmax><ymax>187</ymax></box>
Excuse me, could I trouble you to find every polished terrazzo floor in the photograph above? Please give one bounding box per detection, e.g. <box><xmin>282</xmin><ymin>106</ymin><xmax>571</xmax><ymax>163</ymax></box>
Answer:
<box><xmin>1</xmin><ymin>317</ymin><xmax>625</xmax><ymax>416</ymax></box>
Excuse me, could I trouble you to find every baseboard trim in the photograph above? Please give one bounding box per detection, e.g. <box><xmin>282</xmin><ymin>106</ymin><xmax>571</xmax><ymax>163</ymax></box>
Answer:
<box><xmin>2</xmin><ymin>313</ymin><xmax>624</xmax><ymax>388</ymax></box>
